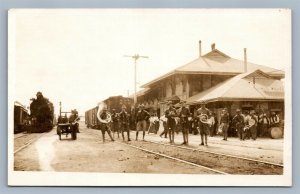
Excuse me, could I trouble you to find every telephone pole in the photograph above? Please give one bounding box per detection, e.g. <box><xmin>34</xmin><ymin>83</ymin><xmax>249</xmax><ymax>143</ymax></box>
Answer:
<box><xmin>124</xmin><ymin>54</ymin><xmax>148</xmax><ymax>107</ymax></box>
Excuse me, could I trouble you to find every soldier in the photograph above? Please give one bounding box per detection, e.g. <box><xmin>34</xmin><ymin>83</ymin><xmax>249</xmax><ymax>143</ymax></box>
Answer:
<box><xmin>165</xmin><ymin>101</ymin><xmax>177</xmax><ymax>144</ymax></box>
<box><xmin>249</xmin><ymin>110</ymin><xmax>258</xmax><ymax>140</ymax></box>
<box><xmin>179</xmin><ymin>101</ymin><xmax>191</xmax><ymax>145</ymax></box>
<box><xmin>111</xmin><ymin>109</ymin><xmax>119</xmax><ymax>138</ymax></box>
<box><xmin>258</xmin><ymin>110</ymin><xmax>270</xmax><ymax>137</ymax></box>
<box><xmin>269</xmin><ymin>111</ymin><xmax>280</xmax><ymax>127</ymax></box>
<box><xmin>196</xmin><ymin>101</ymin><xmax>210</xmax><ymax>146</ymax></box>
<box><xmin>119</xmin><ymin>105</ymin><xmax>131</xmax><ymax>141</ymax></box>
<box><xmin>69</xmin><ymin>109</ymin><xmax>80</xmax><ymax>133</ymax></box>
<box><xmin>97</xmin><ymin>106</ymin><xmax>114</xmax><ymax>142</ymax></box>
<box><xmin>220</xmin><ymin>108</ymin><xmax>230</xmax><ymax>141</ymax></box>
<box><xmin>232</xmin><ymin>109</ymin><xmax>245</xmax><ymax>140</ymax></box>
<box><xmin>135</xmin><ymin>104</ymin><xmax>150</xmax><ymax>141</ymax></box>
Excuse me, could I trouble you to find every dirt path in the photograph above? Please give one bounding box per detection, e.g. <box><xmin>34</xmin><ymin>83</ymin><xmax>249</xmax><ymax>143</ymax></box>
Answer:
<box><xmin>14</xmin><ymin>125</ymin><xmax>216</xmax><ymax>174</ymax></box>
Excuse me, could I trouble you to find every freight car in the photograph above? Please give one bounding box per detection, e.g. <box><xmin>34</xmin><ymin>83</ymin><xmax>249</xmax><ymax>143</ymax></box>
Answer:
<box><xmin>14</xmin><ymin>101</ymin><xmax>29</xmax><ymax>133</ymax></box>
<box><xmin>85</xmin><ymin>106</ymin><xmax>99</xmax><ymax>129</ymax></box>
<box><xmin>28</xmin><ymin>92</ymin><xmax>54</xmax><ymax>133</ymax></box>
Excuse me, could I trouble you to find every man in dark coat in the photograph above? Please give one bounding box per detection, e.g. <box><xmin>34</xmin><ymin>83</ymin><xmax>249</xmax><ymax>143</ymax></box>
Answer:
<box><xmin>179</xmin><ymin>101</ymin><xmax>191</xmax><ymax>145</ymax></box>
<box><xmin>111</xmin><ymin>109</ymin><xmax>119</xmax><ymax>138</ymax></box>
<box><xmin>165</xmin><ymin>101</ymin><xmax>177</xmax><ymax>144</ymax></box>
<box><xmin>196</xmin><ymin>101</ymin><xmax>210</xmax><ymax>146</ymax></box>
<box><xmin>232</xmin><ymin>109</ymin><xmax>245</xmax><ymax>140</ymax></box>
<box><xmin>135</xmin><ymin>104</ymin><xmax>150</xmax><ymax>140</ymax></box>
<box><xmin>119</xmin><ymin>105</ymin><xmax>131</xmax><ymax>141</ymax></box>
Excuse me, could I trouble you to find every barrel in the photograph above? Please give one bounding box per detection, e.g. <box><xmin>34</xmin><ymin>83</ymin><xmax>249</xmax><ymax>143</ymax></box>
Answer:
<box><xmin>270</xmin><ymin>127</ymin><xmax>283</xmax><ymax>139</ymax></box>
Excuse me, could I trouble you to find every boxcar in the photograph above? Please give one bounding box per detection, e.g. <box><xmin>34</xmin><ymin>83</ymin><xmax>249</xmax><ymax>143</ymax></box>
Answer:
<box><xmin>14</xmin><ymin>101</ymin><xmax>29</xmax><ymax>133</ymax></box>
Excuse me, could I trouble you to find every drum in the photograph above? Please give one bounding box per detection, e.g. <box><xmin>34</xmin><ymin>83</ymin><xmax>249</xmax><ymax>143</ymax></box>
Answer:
<box><xmin>270</xmin><ymin>127</ymin><xmax>283</xmax><ymax>139</ymax></box>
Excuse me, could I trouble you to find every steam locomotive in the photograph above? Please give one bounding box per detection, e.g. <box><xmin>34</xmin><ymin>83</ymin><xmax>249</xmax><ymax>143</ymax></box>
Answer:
<box><xmin>27</xmin><ymin>92</ymin><xmax>54</xmax><ymax>133</ymax></box>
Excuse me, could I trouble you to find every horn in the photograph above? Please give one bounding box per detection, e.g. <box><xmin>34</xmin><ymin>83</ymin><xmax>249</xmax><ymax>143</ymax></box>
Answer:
<box><xmin>97</xmin><ymin>103</ymin><xmax>112</xmax><ymax>124</ymax></box>
<box><xmin>198</xmin><ymin>114</ymin><xmax>211</xmax><ymax>125</ymax></box>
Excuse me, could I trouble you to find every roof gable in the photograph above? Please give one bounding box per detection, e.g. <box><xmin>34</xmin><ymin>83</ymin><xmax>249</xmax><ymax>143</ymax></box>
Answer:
<box><xmin>202</xmin><ymin>49</ymin><xmax>230</xmax><ymax>58</ymax></box>
<box><xmin>186</xmin><ymin>69</ymin><xmax>284</xmax><ymax>104</ymax></box>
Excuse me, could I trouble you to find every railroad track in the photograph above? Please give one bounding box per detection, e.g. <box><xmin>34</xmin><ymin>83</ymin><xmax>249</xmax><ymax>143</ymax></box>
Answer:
<box><xmin>116</xmin><ymin>141</ymin><xmax>229</xmax><ymax>175</ymax></box>
<box><xmin>121</xmin><ymin>139</ymin><xmax>283</xmax><ymax>175</ymax></box>
<box><xmin>146</xmin><ymin>139</ymin><xmax>284</xmax><ymax>167</ymax></box>
<box><xmin>14</xmin><ymin>133</ymin><xmax>46</xmax><ymax>154</ymax></box>
<box><xmin>14</xmin><ymin>133</ymin><xmax>29</xmax><ymax>139</ymax></box>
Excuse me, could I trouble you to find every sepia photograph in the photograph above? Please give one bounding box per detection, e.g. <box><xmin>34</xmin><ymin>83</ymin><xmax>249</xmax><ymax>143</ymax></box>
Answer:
<box><xmin>8</xmin><ymin>9</ymin><xmax>292</xmax><ymax>186</ymax></box>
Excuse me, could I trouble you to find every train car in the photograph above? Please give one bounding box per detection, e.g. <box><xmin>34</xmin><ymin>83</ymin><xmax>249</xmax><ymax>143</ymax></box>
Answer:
<box><xmin>28</xmin><ymin>92</ymin><xmax>54</xmax><ymax>133</ymax></box>
<box><xmin>104</xmin><ymin>96</ymin><xmax>133</xmax><ymax>113</ymax></box>
<box><xmin>85</xmin><ymin>106</ymin><xmax>99</xmax><ymax>129</ymax></box>
<box><xmin>14</xmin><ymin>101</ymin><xmax>29</xmax><ymax>133</ymax></box>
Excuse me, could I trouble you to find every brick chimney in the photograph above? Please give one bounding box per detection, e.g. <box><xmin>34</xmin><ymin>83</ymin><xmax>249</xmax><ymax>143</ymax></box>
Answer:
<box><xmin>199</xmin><ymin>40</ymin><xmax>202</xmax><ymax>57</ymax></box>
<box><xmin>244</xmin><ymin>48</ymin><xmax>247</xmax><ymax>72</ymax></box>
<box><xmin>211</xmin><ymin>43</ymin><xmax>216</xmax><ymax>50</ymax></box>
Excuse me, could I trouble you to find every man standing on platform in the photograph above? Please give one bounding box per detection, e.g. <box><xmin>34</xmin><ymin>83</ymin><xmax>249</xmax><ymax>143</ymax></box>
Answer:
<box><xmin>179</xmin><ymin>101</ymin><xmax>191</xmax><ymax>145</ymax></box>
<box><xmin>97</xmin><ymin>106</ymin><xmax>115</xmax><ymax>142</ymax></box>
<box><xmin>196</xmin><ymin>101</ymin><xmax>210</xmax><ymax>146</ymax></box>
<box><xmin>135</xmin><ymin>104</ymin><xmax>150</xmax><ymax>141</ymax></box>
<box><xmin>111</xmin><ymin>109</ymin><xmax>119</xmax><ymax>138</ymax></box>
<box><xmin>220</xmin><ymin>108</ymin><xmax>230</xmax><ymax>141</ymax></box>
<box><xmin>119</xmin><ymin>105</ymin><xmax>131</xmax><ymax>141</ymax></box>
<box><xmin>232</xmin><ymin>109</ymin><xmax>245</xmax><ymax>140</ymax></box>
<box><xmin>165</xmin><ymin>101</ymin><xmax>177</xmax><ymax>144</ymax></box>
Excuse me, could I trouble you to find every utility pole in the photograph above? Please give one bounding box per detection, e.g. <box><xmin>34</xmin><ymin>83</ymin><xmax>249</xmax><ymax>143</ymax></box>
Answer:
<box><xmin>124</xmin><ymin>54</ymin><xmax>148</xmax><ymax>107</ymax></box>
<box><xmin>59</xmin><ymin>101</ymin><xmax>62</xmax><ymax>117</ymax></box>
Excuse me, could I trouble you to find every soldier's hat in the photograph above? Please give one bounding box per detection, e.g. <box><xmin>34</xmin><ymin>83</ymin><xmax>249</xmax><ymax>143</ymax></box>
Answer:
<box><xmin>71</xmin><ymin>109</ymin><xmax>78</xmax><ymax>114</ymax></box>
<box><xmin>138</xmin><ymin>104</ymin><xmax>145</xmax><ymax>108</ymax></box>
<box><xmin>250</xmin><ymin>110</ymin><xmax>255</xmax><ymax>114</ymax></box>
<box><xmin>236</xmin><ymin>109</ymin><xmax>241</xmax><ymax>112</ymax></box>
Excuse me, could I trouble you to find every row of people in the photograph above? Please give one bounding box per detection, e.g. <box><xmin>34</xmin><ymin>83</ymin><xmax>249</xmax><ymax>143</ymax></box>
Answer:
<box><xmin>96</xmin><ymin>101</ymin><xmax>281</xmax><ymax>144</ymax></box>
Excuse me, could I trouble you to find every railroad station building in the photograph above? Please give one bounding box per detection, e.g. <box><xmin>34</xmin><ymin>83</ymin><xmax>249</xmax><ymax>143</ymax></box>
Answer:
<box><xmin>136</xmin><ymin>41</ymin><xmax>285</xmax><ymax>122</ymax></box>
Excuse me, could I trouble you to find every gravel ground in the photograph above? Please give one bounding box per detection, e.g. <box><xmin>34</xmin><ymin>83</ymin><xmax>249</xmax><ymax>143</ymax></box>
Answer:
<box><xmin>14</xmin><ymin>123</ymin><xmax>216</xmax><ymax>174</ymax></box>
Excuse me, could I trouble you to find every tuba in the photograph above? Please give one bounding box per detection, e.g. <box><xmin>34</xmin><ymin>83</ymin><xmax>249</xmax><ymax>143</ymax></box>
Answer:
<box><xmin>198</xmin><ymin>113</ymin><xmax>211</xmax><ymax>125</ymax></box>
<box><xmin>97</xmin><ymin>102</ymin><xmax>112</xmax><ymax>124</ymax></box>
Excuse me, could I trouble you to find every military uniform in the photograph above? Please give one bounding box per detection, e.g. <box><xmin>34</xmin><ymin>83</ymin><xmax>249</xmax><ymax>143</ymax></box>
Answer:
<box><xmin>248</xmin><ymin>112</ymin><xmax>258</xmax><ymax>140</ymax></box>
<box><xmin>179</xmin><ymin>104</ymin><xmax>191</xmax><ymax>144</ymax></box>
<box><xmin>119</xmin><ymin>108</ymin><xmax>131</xmax><ymax>141</ymax></box>
<box><xmin>220</xmin><ymin>110</ymin><xmax>230</xmax><ymax>141</ymax></box>
<box><xmin>196</xmin><ymin>104</ymin><xmax>210</xmax><ymax>145</ymax></box>
<box><xmin>232</xmin><ymin>110</ymin><xmax>245</xmax><ymax>140</ymax></box>
<box><xmin>111</xmin><ymin>110</ymin><xmax>119</xmax><ymax>138</ymax></box>
<box><xmin>165</xmin><ymin>104</ymin><xmax>177</xmax><ymax>143</ymax></box>
<box><xmin>135</xmin><ymin>105</ymin><xmax>150</xmax><ymax>140</ymax></box>
<box><xmin>98</xmin><ymin>111</ymin><xmax>114</xmax><ymax>142</ymax></box>
<box><xmin>69</xmin><ymin>110</ymin><xmax>80</xmax><ymax>133</ymax></box>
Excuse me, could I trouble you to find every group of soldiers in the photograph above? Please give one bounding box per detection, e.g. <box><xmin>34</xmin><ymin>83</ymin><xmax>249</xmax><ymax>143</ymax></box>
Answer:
<box><xmin>96</xmin><ymin>100</ymin><xmax>281</xmax><ymax>145</ymax></box>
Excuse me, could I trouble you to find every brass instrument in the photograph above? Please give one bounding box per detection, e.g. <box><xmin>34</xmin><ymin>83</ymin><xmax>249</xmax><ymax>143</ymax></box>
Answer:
<box><xmin>198</xmin><ymin>113</ymin><xmax>211</xmax><ymax>125</ymax></box>
<box><xmin>97</xmin><ymin>103</ymin><xmax>112</xmax><ymax>124</ymax></box>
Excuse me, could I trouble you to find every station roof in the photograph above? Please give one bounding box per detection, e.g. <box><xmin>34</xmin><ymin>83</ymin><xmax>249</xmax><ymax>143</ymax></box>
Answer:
<box><xmin>186</xmin><ymin>69</ymin><xmax>284</xmax><ymax>105</ymax></box>
<box><xmin>141</xmin><ymin>49</ymin><xmax>284</xmax><ymax>88</ymax></box>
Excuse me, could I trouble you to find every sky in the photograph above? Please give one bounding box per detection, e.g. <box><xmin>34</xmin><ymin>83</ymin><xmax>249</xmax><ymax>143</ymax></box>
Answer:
<box><xmin>9</xmin><ymin>9</ymin><xmax>291</xmax><ymax>116</ymax></box>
